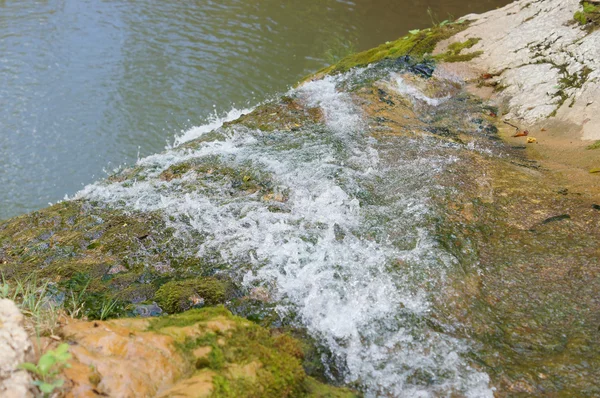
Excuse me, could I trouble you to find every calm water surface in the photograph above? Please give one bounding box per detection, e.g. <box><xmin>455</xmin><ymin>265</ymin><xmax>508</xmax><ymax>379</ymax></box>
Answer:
<box><xmin>0</xmin><ymin>0</ymin><xmax>511</xmax><ymax>220</ymax></box>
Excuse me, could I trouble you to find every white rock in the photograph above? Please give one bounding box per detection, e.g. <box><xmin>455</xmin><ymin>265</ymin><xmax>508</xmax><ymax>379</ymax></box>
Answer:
<box><xmin>437</xmin><ymin>0</ymin><xmax>600</xmax><ymax>140</ymax></box>
<box><xmin>0</xmin><ymin>299</ymin><xmax>34</xmax><ymax>398</ymax></box>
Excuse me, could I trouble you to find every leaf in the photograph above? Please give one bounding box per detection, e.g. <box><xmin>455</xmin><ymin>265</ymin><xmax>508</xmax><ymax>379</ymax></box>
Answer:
<box><xmin>54</xmin><ymin>344</ymin><xmax>70</xmax><ymax>356</ymax></box>
<box><xmin>440</xmin><ymin>20</ymin><xmax>450</xmax><ymax>26</ymax></box>
<box><xmin>18</xmin><ymin>362</ymin><xmax>39</xmax><ymax>373</ymax></box>
<box><xmin>37</xmin><ymin>353</ymin><xmax>58</xmax><ymax>375</ymax></box>
<box><xmin>409</xmin><ymin>29</ymin><xmax>421</xmax><ymax>35</ymax></box>
<box><xmin>38</xmin><ymin>382</ymin><xmax>55</xmax><ymax>394</ymax></box>
<box><xmin>52</xmin><ymin>379</ymin><xmax>65</xmax><ymax>388</ymax></box>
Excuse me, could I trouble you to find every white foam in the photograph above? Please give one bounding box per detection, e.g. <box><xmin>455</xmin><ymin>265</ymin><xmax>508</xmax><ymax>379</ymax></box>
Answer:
<box><xmin>76</xmin><ymin>71</ymin><xmax>493</xmax><ymax>397</ymax></box>
<box><xmin>173</xmin><ymin>107</ymin><xmax>254</xmax><ymax>147</ymax></box>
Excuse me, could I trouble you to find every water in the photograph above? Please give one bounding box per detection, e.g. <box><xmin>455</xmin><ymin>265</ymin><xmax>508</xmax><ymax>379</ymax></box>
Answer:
<box><xmin>75</xmin><ymin>65</ymin><xmax>496</xmax><ymax>396</ymax></box>
<box><xmin>0</xmin><ymin>0</ymin><xmax>512</xmax><ymax>220</ymax></box>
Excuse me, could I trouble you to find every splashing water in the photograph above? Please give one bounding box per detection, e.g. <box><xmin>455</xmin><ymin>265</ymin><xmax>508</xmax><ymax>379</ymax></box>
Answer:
<box><xmin>393</xmin><ymin>74</ymin><xmax>450</xmax><ymax>107</ymax></box>
<box><xmin>75</xmin><ymin>68</ymin><xmax>493</xmax><ymax>397</ymax></box>
<box><xmin>173</xmin><ymin>107</ymin><xmax>254</xmax><ymax>146</ymax></box>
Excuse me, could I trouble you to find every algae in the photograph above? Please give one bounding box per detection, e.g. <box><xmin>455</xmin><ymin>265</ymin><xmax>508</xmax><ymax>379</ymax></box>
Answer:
<box><xmin>434</xmin><ymin>37</ymin><xmax>483</xmax><ymax>63</ymax></box>
<box><xmin>431</xmin><ymin>155</ymin><xmax>600</xmax><ymax>396</ymax></box>
<box><xmin>586</xmin><ymin>140</ymin><xmax>600</xmax><ymax>150</ymax></box>
<box><xmin>227</xmin><ymin>95</ymin><xmax>323</xmax><ymax>132</ymax></box>
<box><xmin>316</xmin><ymin>21</ymin><xmax>473</xmax><ymax>76</ymax></box>
<box><xmin>0</xmin><ymin>200</ymin><xmax>232</xmax><ymax>319</ymax></box>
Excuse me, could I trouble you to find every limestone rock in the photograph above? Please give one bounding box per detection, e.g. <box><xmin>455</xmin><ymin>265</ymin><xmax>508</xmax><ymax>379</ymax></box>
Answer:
<box><xmin>436</xmin><ymin>0</ymin><xmax>600</xmax><ymax>140</ymax></box>
<box><xmin>0</xmin><ymin>299</ymin><xmax>34</xmax><ymax>398</ymax></box>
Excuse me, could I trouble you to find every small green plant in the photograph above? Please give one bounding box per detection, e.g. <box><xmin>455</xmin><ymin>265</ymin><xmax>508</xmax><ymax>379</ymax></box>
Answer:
<box><xmin>0</xmin><ymin>281</ymin><xmax>9</xmax><ymax>298</ymax></box>
<box><xmin>427</xmin><ymin>6</ymin><xmax>454</xmax><ymax>27</ymax></box>
<box><xmin>1</xmin><ymin>275</ymin><xmax>62</xmax><ymax>337</ymax></box>
<box><xmin>574</xmin><ymin>2</ymin><xmax>600</xmax><ymax>31</ymax></box>
<box><xmin>99</xmin><ymin>298</ymin><xmax>119</xmax><ymax>320</ymax></box>
<box><xmin>65</xmin><ymin>283</ymin><xmax>89</xmax><ymax>318</ymax></box>
<box><xmin>19</xmin><ymin>343</ymin><xmax>71</xmax><ymax>396</ymax></box>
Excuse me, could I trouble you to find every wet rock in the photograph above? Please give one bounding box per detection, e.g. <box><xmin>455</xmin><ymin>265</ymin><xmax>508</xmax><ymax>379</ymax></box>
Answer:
<box><xmin>59</xmin><ymin>307</ymin><xmax>358</xmax><ymax>398</ymax></box>
<box><xmin>0</xmin><ymin>299</ymin><xmax>34</xmax><ymax>398</ymax></box>
<box><xmin>132</xmin><ymin>302</ymin><xmax>163</xmax><ymax>317</ymax></box>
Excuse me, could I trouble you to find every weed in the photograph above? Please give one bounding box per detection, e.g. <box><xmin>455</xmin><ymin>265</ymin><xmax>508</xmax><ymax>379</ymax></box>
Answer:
<box><xmin>1</xmin><ymin>275</ymin><xmax>62</xmax><ymax>337</ymax></box>
<box><xmin>99</xmin><ymin>298</ymin><xmax>119</xmax><ymax>320</ymax></box>
<box><xmin>19</xmin><ymin>343</ymin><xmax>71</xmax><ymax>397</ymax></box>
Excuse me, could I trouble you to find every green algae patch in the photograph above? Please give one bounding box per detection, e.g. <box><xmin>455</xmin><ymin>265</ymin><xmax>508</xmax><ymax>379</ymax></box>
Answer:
<box><xmin>547</xmin><ymin>64</ymin><xmax>593</xmax><ymax>116</ymax></box>
<box><xmin>316</xmin><ymin>21</ymin><xmax>472</xmax><ymax>76</ymax></box>
<box><xmin>148</xmin><ymin>307</ymin><xmax>359</xmax><ymax>398</ymax></box>
<box><xmin>430</xmin><ymin>153</ymin><xmax>600</xmax><ymax>396</ymax></box>
<box><xmin>0</xmin><ymin>200</ymin><xmax>235</xmax><ymax>318</ymax></box>
<box><xmin>586</xmin><ymin>140</ymin><xmax>600</xmax><ymax>150</ymax></box>
<box><xmin>574</xmin><ymin>1</ymin><xmax>600</xmax><ymax>31</ymax></box>
<box><xmin>155</xmin><ymin>278</ymin><xmax>227</xmax><ymax>314</ymax></box>
<box><xmin>434</xmin><ymin>37</ymin><xmax>483</xmax><ymax>63</ymax></box>
<box><xmin>159</xmin><ymin>157</ymin><xmax>278</xmax><ymax>200</ymax></box>
<box><xmin>228</xmin><ymin>95</ymin><xmax>323</xmax><ymax>132</ymax></box>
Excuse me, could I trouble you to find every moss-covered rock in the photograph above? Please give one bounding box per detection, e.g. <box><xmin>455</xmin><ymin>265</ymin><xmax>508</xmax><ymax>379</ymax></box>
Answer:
<box><xmin>58</xmin><ymin>306</ymin><xmax>359</xmax><ymax>397</ymax></box>
<box><xmin>155</xmin><ymin>278</ymin><xmax>227</xmax><ymax>314</ymax></box>
<box><xmin>314</xmin><ymin>21</ymin><xmax>474</xmax><ymax>77</ymax></box>
<box><xmin>228</xmin><ymin>95</ymin><xmax>323</xmax><ymax>132</ymax></box>
<box><xmin>0</xmin><ymin>201</ymin><xmax>232</xmax><ymax>319</ymax></box>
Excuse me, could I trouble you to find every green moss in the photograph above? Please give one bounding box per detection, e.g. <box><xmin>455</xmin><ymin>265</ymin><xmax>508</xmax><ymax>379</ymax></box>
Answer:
<box><xmin>574</xmin><ymin>2</ymin><xmax>600</xmax><ymax>31</ymax></box>
<box><xmin>548</xmin><ymin>63</ymin><xmax>593</xmax><ymax>115</ymax></box>
<box><xmin>148</xmin><ymin>307</ymin><xmax>359</xmax><ymax>397</ymax></box>
<box><xmin>231</xmin><ymin>96</ymin><xmax>323</xmax><ymax>132</ymax></box>
<box><xmin>586</xmin><ymin>140</ymin><xmax>600</xmax><ymax>150</ymax></box>
<box><xmin>317</xmin><ymin>21</ymin><xmax>472</xmax><ymax>76</ymax></box>
<box><xmin>149</xmin><ymin>306</ymin><xmax>232</xmax><ymax>330</ymax></box>
<box><xmin>434</xmin><ymin>38</ymin><xmax>483</xmax><ymax>63</ymax></box>
<box><xmin>160</xmin><ymin>162</ymin><xmax>193</xmax><ymax>180</ymax></box>
<box><xmin>160</xmin><ymin>157</ymin><xmax>276</xmax><ymax>197</ymax></box>
<box><xmin>0</xmin><ymin>200</ymin><xmax>234</xmax><ymax>317</ymax></box>
<box><xmin>154</xmin><ymin>278</ymin><xmax>226</xmax><ymax>314</ymax></box>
